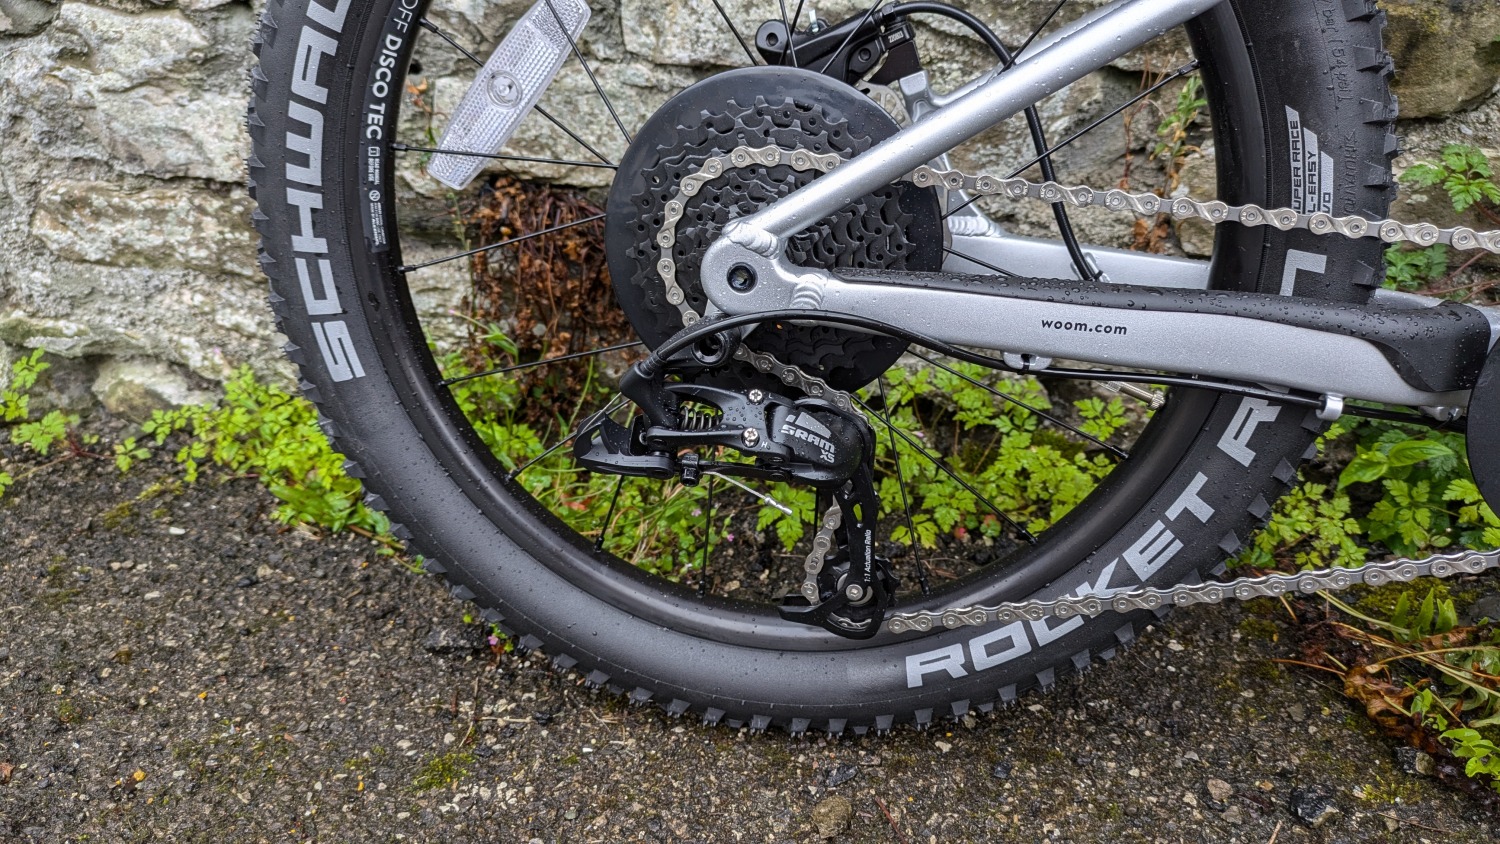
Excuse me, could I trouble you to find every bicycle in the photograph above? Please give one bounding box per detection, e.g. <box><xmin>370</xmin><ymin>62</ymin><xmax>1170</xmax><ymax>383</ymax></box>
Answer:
<box><xmin>248</xmin><ymin>0</ymin><xmax>1500</xmax><ymax>734</ymax></box>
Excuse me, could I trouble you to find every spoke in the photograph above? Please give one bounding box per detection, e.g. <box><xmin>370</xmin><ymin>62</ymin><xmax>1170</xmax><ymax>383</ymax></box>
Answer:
<box><xmin>542</xmin><ymin>0</ymin><xmax>633</xmax><ymax>145</ymax></box>
<box><xmin>818</xmin><ymin>1</ymin><xmax>883</xmax><ymax>75</ymax></box>
<box><xmin>417</xmin><ymin>16</ymin><xmax>615</xmax><ymax>168</ymax></box>
<box><xmin>400</xmin><ymin>212</ymin><xmax>606</xmax><ymax>273</ymax></box>
<box><xmin>509</xmin><ymin>395</ymin><xmax>626</xmax><ymax>480</ymax></box>
<box><xmin>941</xmin><ymin>246</ymin><xmax>1018</xmax><ymax>278</ymax></box>
<box><xmin>698</xmin><ymin>477</ymin><xmax>715</xmax><ymax>597</ymax></box>
<box><xmin>533</xmin><ymin>105</ymin><xmax>617</xmax><ymax>168</ymax></box>
<box><xmin>1012</xmin><ymin>0</ymin><xmax>1070</xmax><ymax>65</ymax></box>
<box><xmin>439</xmin><ymin>340</ymin><xmax>644</xmax><ymax>387</ymax></box>
<box><xmin>877</xmin><ymin>378</ymin><xmax>930</xmax><ymax>597</ymax></box>
<box><xmin>943</xmin><ymin>59</ymin><xmax>1200</xmax><ymax>221</ymax></box>
<box><xmin>776</xmin><ymin>0</ymin><xmax>799</xmax><ymax>68</ymax></box>
<box><xmin>391</xmin><ymin>143</ymin><xmax>617</xmax><ymax>170</ymax></box>
<box><xmin>854</xmin><ymin>398</ymin><xmax>1037</xmax><ymax>545</ymax></box>
<box><xmin>708</xmin><ymin>0</ymin><xmax>761</xmax><ymax>65</ymax></box>
<box><xmin>1003</xmin><ymin>59</ymin><xmax>1200</xmax><ymax>180</ymax></box>
<box><xmin>910</xmin><ymin>350</ymin><xmax>1129</xmax><ymax>459</ymax></box>
<box><xmin>420</xmin><ymin>18</ymin><xmax>483</xmax><ymax>67</ymax></box>
<box><xmin>595</xmin><ymin>475</ymin><xmax>626</xmax><ymax>552</ymax></box>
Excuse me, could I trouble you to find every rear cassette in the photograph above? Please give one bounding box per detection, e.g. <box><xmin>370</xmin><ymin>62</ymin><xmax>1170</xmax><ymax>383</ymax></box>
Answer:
<box><xmin>603</xmin><ymin>66</ymin><xmax>943</xmax><ymax>392</ymax></box>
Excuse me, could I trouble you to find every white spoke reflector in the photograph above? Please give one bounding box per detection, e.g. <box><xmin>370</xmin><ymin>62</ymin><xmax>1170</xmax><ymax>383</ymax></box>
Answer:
<box><xmin>427</xmin><ymin>0</ymin><xmax>591</xmax><ymax>190</ymax></box>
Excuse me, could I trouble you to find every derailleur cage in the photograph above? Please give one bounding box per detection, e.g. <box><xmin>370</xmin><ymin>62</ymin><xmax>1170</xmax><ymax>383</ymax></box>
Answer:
<box><xmin>778</xmin><ymin>464</ymin><xmax>899</xmax><ymax>640</ymax></box>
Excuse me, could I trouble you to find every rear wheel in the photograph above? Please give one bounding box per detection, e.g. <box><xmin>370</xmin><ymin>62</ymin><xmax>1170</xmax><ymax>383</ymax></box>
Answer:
<box><xmin>248</xmin><ymin>0</ymin><xmax>1398</xmax><ymax>731</ymax></box>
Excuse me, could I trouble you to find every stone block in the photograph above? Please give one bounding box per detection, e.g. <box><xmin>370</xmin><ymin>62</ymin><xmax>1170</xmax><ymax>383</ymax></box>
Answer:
<box><xmin>1384</xmin><ymin>0</ymin><xmax>1500</xmax><ymax>118</ymax></box>
<box><xmin>91</xmin><ymin>358</ymin><xmax>217</xmax><ymax>421</ymax></box>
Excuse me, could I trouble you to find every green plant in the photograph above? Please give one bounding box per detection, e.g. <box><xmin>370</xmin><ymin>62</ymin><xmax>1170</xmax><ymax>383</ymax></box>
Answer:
<box><xmin>1243</xmin><ymin>141</ymin><xmax>1500</xmax><ymax>795</ymax></box>
<box><xmin>1383</xmin><ymin>144</ymin><xmax>1500</xmax><ymax>299</ymax></box>
<box><xmin>1</xmin><ymin>350</ymin><xmax>83</xmax><ymax>498</ymax></box>
<box><xmin>2</xmin><ymin>348</ymin><xmax>46</xmax><ymax>422</ymax></box>
<box><xmin>1151</xmin><ymin>73</ymin><xmax>1208</xmax><ymax>190</ymax></box>
<box><xmin>1443</xmin><ymin>728</ymin><xmax>1500</xmax><ymax>783</ymax></box>
<box><xmin>854</xmin><ymin>361</ymin><xmax>1123</xmax><ymax>548</ymax></box>
<box><xmin>1383</xmin><ymin>243</ymin><xmax>1449</xmax><ymax>292</ymax></box>
<box><xmin>1250</xmin><ymin>416</ymin><xmax>1500</xmax><ymax>564</ymax></box>
<box><xmin>141</xmin><ymin>368</ymin><xmax>389</xmax><ymax>535</ymax></box>
<box><xmin>1404</xmin><ymin>144</ymin><xmax>1500</xmax><ymax>215</ymax></box>
<box><xmin>1240</xmin><ymin>479</ymin><xmax>1363</xmax><ymax>571</ymax></box>
<box><xmin>113</xmin><ymin>437</ymin><xmax>150</xmax><ymax>474</ymax></box>
<box><xmin>11</xmin><ymin>409</ymin><xmax>76</xmax><ymax>458</ymax></box>
<box><xmin>1411</xmin><ymin>690</ymin><xmax>1500</xmax><ymax>791</ymax></box>
<box><xmin>1386</xmin><ymin>586</ymin><xmax>1461</xmax><ymax>644</ymax></box>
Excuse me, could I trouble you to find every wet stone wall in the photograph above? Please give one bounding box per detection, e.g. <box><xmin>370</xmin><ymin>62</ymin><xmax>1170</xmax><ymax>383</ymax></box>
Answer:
<box><xmin>0</xmin><ymin>0</ymin><xmax>1496</xmax><ymax>417</ymax></box>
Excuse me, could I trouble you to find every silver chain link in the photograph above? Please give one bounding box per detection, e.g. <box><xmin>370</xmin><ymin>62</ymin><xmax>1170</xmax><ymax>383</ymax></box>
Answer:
<box><xmin>908</xmin><ymin>165</ymin><xmax>1500</xmax><ymax>253</ymax></box>
<box><xmin>655</xmin><ymin>144</ymin><xmax>1500</xmax><ymax>635</ymax></box>
<box><xmin>800</xmin><ymin>504</ymin><xmax>843</xmax><ymax>603</ymax></box>
<box><xmin>886</xmin><ymin>548</ymin><xmax>1500</xmax><ymax>633</ymax></box>
<box><xmin>655</xmin><ymin>145</ymin><xmax>849</xmax><ymax>327</ymax></box>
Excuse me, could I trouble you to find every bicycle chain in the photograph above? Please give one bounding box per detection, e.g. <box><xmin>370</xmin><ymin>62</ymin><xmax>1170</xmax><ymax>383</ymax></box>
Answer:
<box><xmin>886</xmin><ymin>549</ymin><xmax>1500</xmax><ymax>632</ymax></box>
<box><xmin>653</xmin><ymin>144</ymin><xmax>1500</xmax><ymax>635</ymax></box>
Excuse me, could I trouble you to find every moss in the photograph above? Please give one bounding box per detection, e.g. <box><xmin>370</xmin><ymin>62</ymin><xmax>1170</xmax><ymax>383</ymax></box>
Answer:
<box><xmin>56</xmin><ymin>698</ymin><xmax>83</xmax><ymax>725</ymax></box>
<box><xmin>38</xmin><ymin>587</ymin><xmax>81</xmax><ymax>608</ymax></box>
<box><xmin>1238</xmin><ymin>616</ymin><xmax>1280</xmax><ymax>642</ymax></box>
<box><xmin>1248</xmin><ymin>660</ymin><xmax>1282</xmax><ymax>682</ymax></box>
<box><xmin>412</xmin><ymin>750</ymin><xmax>473</xmax><ymax>791</ymax></box>
<box><xmin>1358</xmin><ymin>773</ymin><xmax>1424</xmax><ymax>805</ymax></box>
<box><xmin>135</xmin><ymin>479</ymin><xmax>183</xmax><ymax>501</ymax></box>
<box><xmin>100</xmin><ymin>501</ymin><xmax>133</xmax><ymax>530</ymax></box>
<box><xmin>1242</xmin><ymin>597</ymin><xmax>1282</xmax><ymax>618</ymax></box>
<box><xmin>1354</xmin><ymin>580</ymin><xmax>1450</xmax><ymax>618</ymax></box>
<box><xmin>1303</xmin><ymin>748</ymin><xmax>1365</xmax><ymax>783</ymax></box>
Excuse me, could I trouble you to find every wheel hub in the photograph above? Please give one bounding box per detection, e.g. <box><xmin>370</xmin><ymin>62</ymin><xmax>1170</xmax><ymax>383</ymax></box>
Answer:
<box><xmin>604</xmin><ymin>66</ymin><xmax>943</xmax><ymax>392</ymax></box>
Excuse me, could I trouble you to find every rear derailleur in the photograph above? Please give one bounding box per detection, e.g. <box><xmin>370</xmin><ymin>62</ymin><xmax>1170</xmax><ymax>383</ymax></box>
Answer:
<box><xmin>573</xmin><ymin>347</ymin><xmax>897</xmax><ymax>639</ymax></box>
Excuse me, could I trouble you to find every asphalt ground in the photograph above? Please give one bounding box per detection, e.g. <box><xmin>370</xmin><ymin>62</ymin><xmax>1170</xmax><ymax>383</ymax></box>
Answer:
<box><xmin>1</xmin><ymin>447</ymin><xmax>1495</xmax><ymax>842</ymax></box>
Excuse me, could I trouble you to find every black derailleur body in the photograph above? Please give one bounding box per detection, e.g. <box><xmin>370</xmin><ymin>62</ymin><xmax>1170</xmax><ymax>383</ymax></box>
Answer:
<box><xmin>573</xmin><ymin>346</ymin><xmax>899</xmax><ymax>639</ymax></box>
<box><xmin>574</xmin><ymin>351</ymin><xmax>864</xmax><ymax>490</ymax></box>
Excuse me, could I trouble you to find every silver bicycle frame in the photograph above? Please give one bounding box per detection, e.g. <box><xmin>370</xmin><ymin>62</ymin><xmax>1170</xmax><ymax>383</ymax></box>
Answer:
<box><xmin>700</xmin><ymin>0</ymin><xmax>1485</xmax><ymax>410</ymax></box>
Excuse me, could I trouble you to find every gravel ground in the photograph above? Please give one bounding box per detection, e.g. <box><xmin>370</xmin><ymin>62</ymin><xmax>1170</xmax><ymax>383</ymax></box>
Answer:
<box><xmin>1</xmin><ymin>452</ymin><xmax>1496</xmax><ymax>843</ymax></box>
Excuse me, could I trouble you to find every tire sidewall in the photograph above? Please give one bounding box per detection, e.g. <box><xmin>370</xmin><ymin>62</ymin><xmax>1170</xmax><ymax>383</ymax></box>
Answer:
<box><xmin>250</xmin><ymin>0</ymin><xmax>1391</xmax><ymax>726</ymax></box>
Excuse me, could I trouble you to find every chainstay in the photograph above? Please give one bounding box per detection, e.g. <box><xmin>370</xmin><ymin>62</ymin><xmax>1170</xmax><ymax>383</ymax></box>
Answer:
<box><xmin>885</xmin><ymin>548</ymin><xmax>1500</xmax><ymax>634</ymax></box>
<box><xmin>655</xmin><ymin>142</ymin><xmax>1500</xmax><ymax>419</ymax></box>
